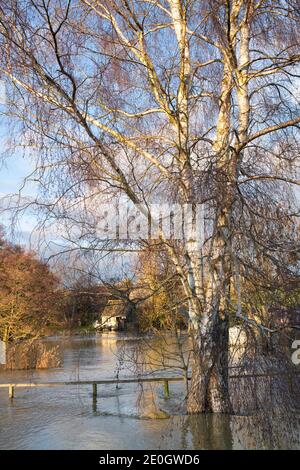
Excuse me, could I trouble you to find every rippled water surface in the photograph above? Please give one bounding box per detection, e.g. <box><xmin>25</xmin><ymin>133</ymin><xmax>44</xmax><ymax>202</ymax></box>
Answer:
<box><xmin>0</xmin><ymin>334</ymin><xmax>299</xmax><ymax>450</ymax></box>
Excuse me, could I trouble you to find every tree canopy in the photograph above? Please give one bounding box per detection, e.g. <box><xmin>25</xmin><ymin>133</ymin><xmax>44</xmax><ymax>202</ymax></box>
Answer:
<box><xmin>0</xmin><ymin>232</ymin><xmax>60</xmax><ymax>341</ymax></box>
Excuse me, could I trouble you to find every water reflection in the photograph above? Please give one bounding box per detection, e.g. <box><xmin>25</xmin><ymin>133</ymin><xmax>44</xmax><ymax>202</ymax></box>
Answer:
<box><xmin>187</xmin><ymin>415</ymin><xmax>233</xmax><ymax>449</ymax></box>
<box><xmin>0</xmin><ymin>333</ymin><xmax>299</xmax><ymax>450</ymax></box>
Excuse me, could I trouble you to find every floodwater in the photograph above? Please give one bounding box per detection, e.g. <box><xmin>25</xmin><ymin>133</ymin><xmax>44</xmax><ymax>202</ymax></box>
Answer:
<box><xmin>0</xmin><ymin>333</ymin><xmax>299</xmax><ymax>450</ymax></box>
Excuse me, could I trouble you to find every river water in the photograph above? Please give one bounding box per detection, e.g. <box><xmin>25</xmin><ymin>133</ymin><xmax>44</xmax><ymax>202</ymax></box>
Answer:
<box><xmin>0</xmin><ymin>333</ymin><xmax>299</xmax><ymax>450</ymax></box>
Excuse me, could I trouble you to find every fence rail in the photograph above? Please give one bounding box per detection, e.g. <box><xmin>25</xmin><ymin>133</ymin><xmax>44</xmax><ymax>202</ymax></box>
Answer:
<box><xmin>0</xmin><ymin>369</ymin><xmax>299</xmax><ymax>400</ymax></box>
<box><xmin>0</xmin><ymin>367</ymin><xmax>300</xmax><ymax>400</ymax></box>
<box><xmin>0</xmin><ymin>376</ymin><xmax>185</xmax><ymax>400</ymax></box>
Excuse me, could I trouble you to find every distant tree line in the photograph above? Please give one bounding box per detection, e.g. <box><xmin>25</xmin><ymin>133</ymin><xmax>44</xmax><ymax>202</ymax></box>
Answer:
<box><xmin>1</xmin><ymin>226</ymin><xmax>299</xmax><ymax>343</ymax></box>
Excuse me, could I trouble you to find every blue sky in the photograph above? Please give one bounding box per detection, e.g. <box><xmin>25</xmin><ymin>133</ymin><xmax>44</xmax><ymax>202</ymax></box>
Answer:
<box><xmin>0</xmin><ymin>152</ymin><xmax>32</xmax><ymax>193</ymax></box>
<box><xmin>0</xmin><ymin>79</ymin><xmax>37</xmax><ymax>244</ymax></box>
<box><xmin>0</xmin><ymin>137</ymin><xmax>38</xmax><ymax>246</ymax></box>
<box><xmin>0</xmin><ymin>79</ymin><xmax>65</xmax><ymax>253</ymax></box>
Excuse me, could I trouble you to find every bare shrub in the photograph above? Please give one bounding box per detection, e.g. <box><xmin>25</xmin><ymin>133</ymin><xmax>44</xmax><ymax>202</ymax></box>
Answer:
<box><xmin>5</xmin><ymin>340</ymin><xmax>61</xmax><ymax>370</ymax></box>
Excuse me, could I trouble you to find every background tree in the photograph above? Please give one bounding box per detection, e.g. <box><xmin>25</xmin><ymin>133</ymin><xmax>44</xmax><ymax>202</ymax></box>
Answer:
<box><xmin>59</xmin><ymin>275</ymin><xmax>109</xmax><ymax>329</ymax></box>
<box><xmin>0</xmin><ymin>233</ymin><xmax>60</xmax><ymax>341</ymax></box>
<box><xmin>135</xmin><ymin>247</ymin><xmax>186</xmax><ymax>331</ymax></box>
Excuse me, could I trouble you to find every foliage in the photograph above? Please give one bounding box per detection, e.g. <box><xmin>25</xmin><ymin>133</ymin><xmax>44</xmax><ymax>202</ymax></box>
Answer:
<box><xmin>135</xmin><ymin>249</ymin><xmax>187</xmax><ymax>331</ymax></box>
<box><xmin>0</xmin><ymin>234</ymin><xmax>60</xmax><ymax>341</ymax></box>
<box><xmin>60</xmin><ymin>279</ymin><xmax>108</xmax><ymax>329</ymax></box>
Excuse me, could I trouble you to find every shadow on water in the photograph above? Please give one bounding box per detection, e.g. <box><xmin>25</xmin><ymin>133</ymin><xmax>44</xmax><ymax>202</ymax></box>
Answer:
<box><xmin>187</xmin><ymin>414</ymin><xmax>233</xmax><ymax>450</ymax></box>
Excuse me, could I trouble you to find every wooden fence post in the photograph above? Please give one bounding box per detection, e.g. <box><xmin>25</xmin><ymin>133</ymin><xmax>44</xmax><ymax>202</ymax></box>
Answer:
<box><xmin>163</xmin><ymin>380</ymin><xmax>169</xmax><ymax>398</ymax></box>
<box><xmin>92</xmin><ymin>383</ymin><xmax>97</xmax><ymax>411</ymax></box>
<box><xmin>9</xmin><ymin>385</ymin><xmax>14</xmax><ymax>400</ymax></box>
